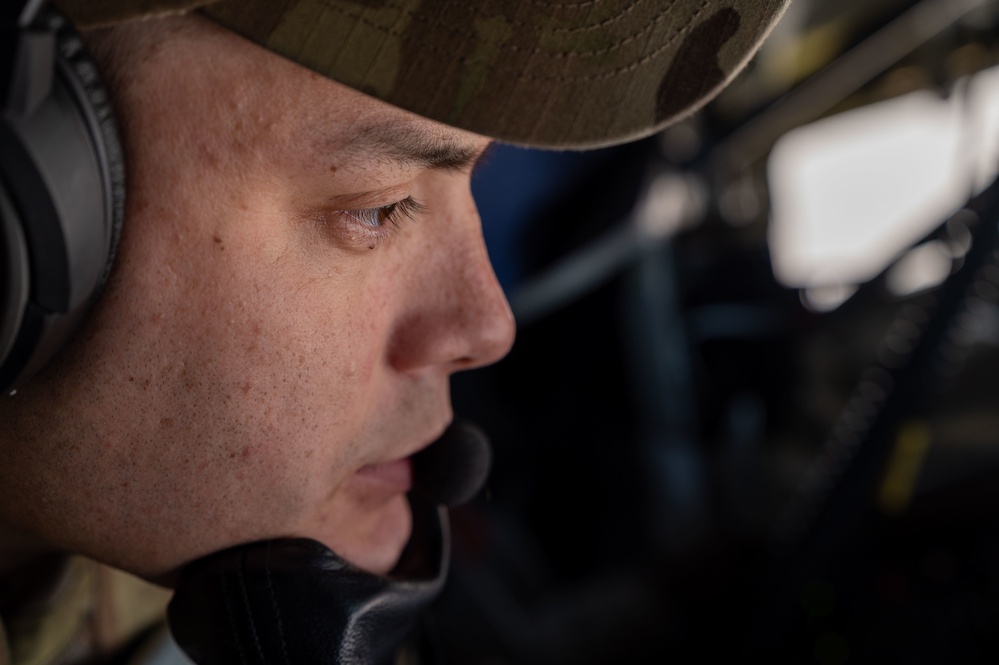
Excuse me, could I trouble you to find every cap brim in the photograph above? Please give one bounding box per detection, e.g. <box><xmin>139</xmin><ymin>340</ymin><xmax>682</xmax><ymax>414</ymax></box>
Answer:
<box><xmin>58</xmin><ymin>0</ymin><xmax>791</xmax><ymax>149</ymax></box>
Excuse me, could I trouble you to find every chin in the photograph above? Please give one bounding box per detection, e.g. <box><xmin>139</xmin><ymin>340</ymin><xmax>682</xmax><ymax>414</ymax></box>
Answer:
<box><xmin>326</xmin><ymin>494</ymin><xmax>413</xmax><ymax>575</ymax></box>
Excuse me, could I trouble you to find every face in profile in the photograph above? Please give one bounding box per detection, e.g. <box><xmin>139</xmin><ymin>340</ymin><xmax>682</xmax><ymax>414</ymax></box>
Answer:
<box><xmin>0</xmin><ymin>15</ymin><xmax>514</xmax><ymax>580</ymax></box>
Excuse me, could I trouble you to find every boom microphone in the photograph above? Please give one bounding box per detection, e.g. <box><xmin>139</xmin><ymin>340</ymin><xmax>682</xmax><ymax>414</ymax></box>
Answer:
<box><xmin>412</xmin><ymin>419</ymin><xmax>492</xmax><ymax>506</ymax></box>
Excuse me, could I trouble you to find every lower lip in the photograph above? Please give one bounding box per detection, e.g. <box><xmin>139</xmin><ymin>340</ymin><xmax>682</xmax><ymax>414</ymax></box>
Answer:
<box><xmin>355</xmin><ymin>457</ymin><xmax>413</xmax><ymax>492</ymax></box>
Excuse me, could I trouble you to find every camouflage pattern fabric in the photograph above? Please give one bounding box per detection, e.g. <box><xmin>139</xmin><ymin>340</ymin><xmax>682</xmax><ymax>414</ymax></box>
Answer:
<box><xmin>55</xmin><ymin>0</ymin><xmax>790</xmax><ymax>148</ymax></box>
<box><xmin>0</xmin><ymin>558</ymin><xmax>170</xmax><ymax>665</ymax></box>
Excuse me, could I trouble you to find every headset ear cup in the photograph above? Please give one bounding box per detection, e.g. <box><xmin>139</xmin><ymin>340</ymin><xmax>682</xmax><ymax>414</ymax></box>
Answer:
<box><xmin>0</xmin><ymin>7</ymin><xmax>124</xmax><ymax>390</ymax></box>
<box><xmin>51</xmin><ymin>10</ymin><xmax>125</xmax><ymax>297</ymax></box>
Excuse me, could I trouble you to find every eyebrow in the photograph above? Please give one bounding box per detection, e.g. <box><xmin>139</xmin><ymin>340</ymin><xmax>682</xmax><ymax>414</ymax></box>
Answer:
<box><xmin>350</xmin><ymin>121</ymin><xmax>488</xmax><ymax>172</ymax></box>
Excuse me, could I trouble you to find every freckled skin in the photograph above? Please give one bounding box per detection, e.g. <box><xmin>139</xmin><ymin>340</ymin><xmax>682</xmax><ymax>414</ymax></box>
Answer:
<box><xmin>0</xmin><ymin>16</ymin><xmax>514</xmax><ymax>581</ymax></box>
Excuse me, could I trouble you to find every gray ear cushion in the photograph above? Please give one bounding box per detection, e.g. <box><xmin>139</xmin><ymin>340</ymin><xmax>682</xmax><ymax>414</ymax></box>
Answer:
<box><xmin>0</xmin><ymin>8</ymin><xmax>126</xmax><ymax>391</ymax></box>
<box><xmin>46</xmin><ymin>6</ymin><xmax>125</xmax><ymax>298</ymax></box>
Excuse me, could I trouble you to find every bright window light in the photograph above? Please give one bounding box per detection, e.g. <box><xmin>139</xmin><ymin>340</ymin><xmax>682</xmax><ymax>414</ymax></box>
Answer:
<box><xmin>768</xmin><ymin>65</ymin><xmax>999</xmax><ymax>292</ymax></box>
<box><xmin>884</xmin><ymin>240</ymin><xmax>954</xmax><ymax>297</ymax></box>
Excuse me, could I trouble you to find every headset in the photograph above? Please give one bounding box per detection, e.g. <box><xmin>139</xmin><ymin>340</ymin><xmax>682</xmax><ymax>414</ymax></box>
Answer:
<box><xmin>1</xmin><ymin>6</ymin><xmax>487</xmax><ymax>662</ymax></box>
<box><xmin>0</xmin><ymin>0</ymin><xmax>124</xmax><ymax>393</ymax></box>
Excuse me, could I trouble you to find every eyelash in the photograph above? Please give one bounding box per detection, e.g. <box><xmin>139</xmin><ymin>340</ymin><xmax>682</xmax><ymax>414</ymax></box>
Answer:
<box><xmin>342</xmin><ymin>197</ymin><xmax>425</xmax><ymax>230</ymax></box>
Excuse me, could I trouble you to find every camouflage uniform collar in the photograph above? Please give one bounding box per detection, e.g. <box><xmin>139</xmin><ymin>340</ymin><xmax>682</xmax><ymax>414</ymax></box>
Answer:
<box><xmin>1</xmin><ymin>557</ymin><xmax>93</xmax><ymax>665</ymax></box>
<box><xmin>0</xmin><ymin>557</ymin><xmax>170</xmax><ymax>665</ymax></box>
<box><xmin>53</xmin><ymin>0</ymin><xmax>790</xmax><ymax>149</ymax></box>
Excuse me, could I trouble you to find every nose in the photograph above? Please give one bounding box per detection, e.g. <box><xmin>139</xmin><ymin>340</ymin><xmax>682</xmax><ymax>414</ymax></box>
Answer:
<box><xmin>387</xmin><ymin>191</ymin><xmax>516</xmax><ymax>375</ymax></box>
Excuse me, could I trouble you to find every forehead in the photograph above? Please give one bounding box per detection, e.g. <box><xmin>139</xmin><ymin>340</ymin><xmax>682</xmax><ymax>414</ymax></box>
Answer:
<box><xmin>124</xmin><ymin>13</ymin><xmax>487</xmax><ymax>164</ymax></box>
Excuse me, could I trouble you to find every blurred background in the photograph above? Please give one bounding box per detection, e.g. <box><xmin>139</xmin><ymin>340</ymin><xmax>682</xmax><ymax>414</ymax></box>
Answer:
<box><xmin>427</xmin><ymin>0</ymin><xmax>999</xmax><ymax>663</ymax></box>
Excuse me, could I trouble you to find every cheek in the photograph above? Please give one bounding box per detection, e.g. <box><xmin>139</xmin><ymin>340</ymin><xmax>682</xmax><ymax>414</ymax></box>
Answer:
<box><xmin>75</xmin><ymin>200</ymin><xmax>394</xmax><ymax>526</ymax></box>
<box><xmin>170</xmin><ymin>256</ymin><xmax>374</xmax><ymax>451</ymax></box>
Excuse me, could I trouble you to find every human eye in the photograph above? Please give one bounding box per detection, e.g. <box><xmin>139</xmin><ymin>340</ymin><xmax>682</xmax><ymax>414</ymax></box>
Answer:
<box><xmin>308</xmin><ymin>194</ymin><xmax>427</xmax><ymax>253</ymax></box>
<box><xmin>342</xmin><ymin>197</ymin><xmax>425</xmax><ymax>230</ymax></box>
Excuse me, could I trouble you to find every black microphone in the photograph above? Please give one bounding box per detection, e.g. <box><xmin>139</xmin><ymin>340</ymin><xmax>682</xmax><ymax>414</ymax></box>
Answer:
<box><xmin>411</xmin><ymin>419</ymin><xmax>492</xmax><ymax>507</ymax></box>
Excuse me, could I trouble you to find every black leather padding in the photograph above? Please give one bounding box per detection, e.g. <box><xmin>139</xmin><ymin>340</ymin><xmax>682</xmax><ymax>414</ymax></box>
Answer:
<box><xmin>168</xmin><ymin>500</ymin><xmax>449</xmax><ymax>665</ymax></box>
<box><xmin>46</xmin><ymin>5</ymin><xmax>125</xmax><ymax>298</ymax></box>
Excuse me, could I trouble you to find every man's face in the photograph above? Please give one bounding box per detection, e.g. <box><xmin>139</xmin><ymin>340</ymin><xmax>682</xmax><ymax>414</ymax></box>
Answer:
<box><xmin>0</xmin><ymin>16</ymin><xmax>514</xmax><ymax>579</ymax></box>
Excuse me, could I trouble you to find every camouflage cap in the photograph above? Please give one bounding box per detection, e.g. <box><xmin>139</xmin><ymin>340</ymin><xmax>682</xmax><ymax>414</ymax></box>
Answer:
<box><xmin>55</xmin><ymin>0</ymin><xmax>790</xmax><ymax>149</ymax></box>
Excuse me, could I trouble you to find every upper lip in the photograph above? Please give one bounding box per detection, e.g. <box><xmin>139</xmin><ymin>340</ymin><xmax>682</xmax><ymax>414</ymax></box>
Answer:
<box><xmin>367</xmin><ymin>418</ymin><xmax>451</xmax><ymax>467</ymax></box>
